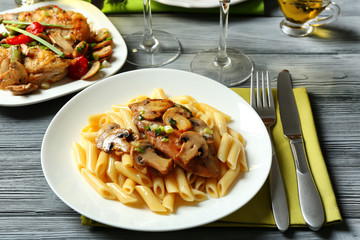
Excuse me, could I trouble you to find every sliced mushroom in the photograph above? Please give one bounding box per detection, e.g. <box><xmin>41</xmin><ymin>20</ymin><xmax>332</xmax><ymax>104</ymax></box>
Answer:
<box><xmin>81</xmin><ymin>61</ymin><xmax>100</xmax><ymax>80</ymax></box>
<box><xmin>163</xmin><ymin>106</ymin><xmax>192</xmax><ymax>132</ymax></box>
<box><xmin>129</xmin><ymin>98</ymin><xmax>175</xmax><ymax>120</ymax></box>
<box><xmin>36</xmin><ymin>33</ymin><xmax>51</xmax><ymax>43</ymax></box>
<box><xmin>92</xmin><ymin>45</ymin><xmax>112</xmax><ymax>59</ymax></box>
<box><xmin>0</xmin><ymin>61</ymin><xmax>29</xmax><ymax>89</ymax></box>
<box><xmin>73</xmin><ymin>41</ymin><xmax>88</xmax><ymax>58</ymax></box>
<box><xmin>130</xmin><ymin>140</ymin><xmax>173</xmax><ymax>175</ymax></box>
<box><xmin>49</xmin><ymin>32</ymin><xmax>74</xmax><ymax>58</ymax></box>
<box><xmin>184</xmin><ymin>144</ymin><xmax>220</xmax><ymax>178</ymax></box>
<box><xmin>190</xmin><ymin>118</ymin><xmax>214</xmax><ymax>144</ymax></box>
<box><xmin>91</xmin><ymin>39</ymin><xmax>112</xmax><ymax>50</ymax></box>
<box><xmin>94</xmin><ymin>28</ymin><xmax>110</xmax><ymax>42</ymax></box>
<box><xmin>176</xmin><ymin>131</ymin><xmax>209</xmax><ymax>166</ymax></box>
<box><xmin>5</xmin><ymin>83</ymin><xmax>38</xmax><ymax>95</ymax></box>
<box><xmin>95</xmin><ymin>123</ymin><xmax>136</xmax><ymax>154</ymax></box>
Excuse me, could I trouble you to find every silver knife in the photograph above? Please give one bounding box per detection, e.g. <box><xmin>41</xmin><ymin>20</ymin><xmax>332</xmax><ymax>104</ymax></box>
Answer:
<box><xmin>277</xmin><ymin>70</ymin><xmax>325</xmax><ymax>231</ymax></box>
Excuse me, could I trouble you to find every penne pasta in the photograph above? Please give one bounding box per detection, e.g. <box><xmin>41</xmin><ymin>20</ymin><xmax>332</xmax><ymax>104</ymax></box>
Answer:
<box><xmin>115</xmin><ymin>161</ymin><xmax>152</xmax><ymax>187</ymax></box>
<box><xmin>164</xmin><ymin>171</ymin><xmax>179</xmax><ymax>193</ymax></box>
<box><xmin>81</xmin><ymin>168</ymin><xmax>116</xmax><ymax>200</ymax></box>
<box><xmin>152</xmin><ymin>175</ymin><xmax>165</xmax><ymax>199</ymax></box>
<box><xmin>122</xmin><ymin>178</ymin><xmax>136</xmax><ymax>194</ymax></box>
<box><xmin>107</xmin><ymin>154</ymin><xmax>119</xmax><ymax>183</ymax></box>
<box><xmin>206</xmin><ymin>177</ymin><xmax>219</xmax><ymax>198</ymax></box>
<box><xmin>239</xmin><ymin>141</ymin><xmax>249</xmax><ymax>172</ymax></box>
<box><xmin>107</xmin><ymin>182</ymin><xmax>138</xmax><ymax>204</ymax></box>
<box><xmin>85</xmin><ymin>141</ymin><xmax>98</xmax><ymax>173</ymax></box>
<box><xmin>87</xmin><ymin>113</ymin><xmax>106</xmax><ymax>127</ymax></box>
<box><xmin>162</xmin><ymin>193</ymin><xmax>175</xmax><ymax>213</ymax></box>
<box><xmin>194</xmin><ymin>102</ymin><xmax>231</xmax><ymax>121</ymax></box>
<box><xmin>118</xmin><ymin>109</ymin><xmax>139</xmax><ymax>135</ymax></box>
<box><xmin>226</xmin><ymin>138</ymin><xmax>241</xmax><ymax>170</ymax></box>
<box><xmin>135</xmin><ymin>185</ymin><xmax>167</xmax><ymax>213</ymax></box>
<box><xmin>174</xmin><ymin>167</ymin><xmax>194</xmax><ymax>202</ymax></box>
<box><xmin>194</xmin><ymin>176</ymin><xmax>206</xmax><ymax>191</ymax></box>
<box><xmin>95</xmin><ymin>151</ymin><xmax>109</xmax><ymax>179</ymax></box>
<box><xmin>80</xmin><ymin>131</ymin><xmax>97</xmax><ymax>143</ymax></box>
<box><xmin>217</xmin><ymin>133</ymin><xmax>233</xmax><ymax>163</ymax></box>
<box><xmin>106</xmin><ymin>111</ymin><xmax>125</xmax><ymax>128</ymax></box>
<box><xmin>217</xmin><ymin>163</ymin><xmax>241</xmax><ymax>197</ymax></box>
<box><xmin>228</xmin><ymin>127</ymin><xmax>246</xmax><ymax>146</ymax></box>
<box><xmin>151</xmin><ymin>88</ymin><xmax>167</xmax><ymax>99</ymax></box>
<box><xmin>121</xmin><ymin>153</ymin><xmax>133</xmax><ymax>167</ymax></box>
<box><xmin>72</xmin><ymin>142</ymin><xmax>86</xmax><ymax>171</ymax></box>
<box><xmin>192</xmin><ymin>188</ymin><xmax>208</xmax><ymax>202</ymax></box>
<box><xmin>213</xmin><ymin>112</ymin><xmax>228</xmax><ymax>136</ymax></box>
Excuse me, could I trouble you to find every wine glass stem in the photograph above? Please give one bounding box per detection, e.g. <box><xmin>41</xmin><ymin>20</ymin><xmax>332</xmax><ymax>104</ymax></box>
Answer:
<box><xmin>216</xmin><ymin>0</ymin><xmax>231</xmax><ymax>67</ymax></box>
<box><xmin>141</xmin><ymin>0</ymin><xmax>158</xmax><ymax>51</ymax></box>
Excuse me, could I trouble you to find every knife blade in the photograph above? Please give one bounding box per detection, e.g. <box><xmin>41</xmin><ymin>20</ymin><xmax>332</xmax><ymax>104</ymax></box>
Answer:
<box><xmin>277</xmin><ymin>70</ymin><xmax>324</xmax><ymax>231</ymax></box>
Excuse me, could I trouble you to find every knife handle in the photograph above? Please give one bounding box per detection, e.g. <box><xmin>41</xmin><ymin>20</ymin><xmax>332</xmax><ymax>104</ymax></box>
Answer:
<box><xmin>289</xmin><ymin>138</ymin><xmax>325</xmax><ymax>231</ymax></box>
<box><xmin>269</xmin><ymin>148</ymin><xmax>289</xmax><ymax>232</ymax></box>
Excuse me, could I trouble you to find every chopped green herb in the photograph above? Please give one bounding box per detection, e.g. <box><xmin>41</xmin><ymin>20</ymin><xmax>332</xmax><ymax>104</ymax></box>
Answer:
<box><xmin>2</xmin><ymin>20</ymin><xmax>72</xmax><ymax>29</ymax></box>
<box><xmin>144</xmin><ymin>125</ymin><xmax>150</xmax><ymax>130</ymax></box>
<box><xmin>161</xmin><ymin>136</ymin><xmax>169</xmax><ymax>142</ymax></box>
<box><xmin>5</xmin><ymin>25</ymin><xmax>64</xmax><ymax>57</ymax></box>
<box><xmin>164</xmin><ymin>125</ymin><xmax>173</xmax><ymax>134</ymax></box>
<box><xmin>135</xmin><ymin>147</ymin><xmax>144</xmax><ymax>153</ymax></box>
<box><xmin>0</xmin><ymin>43</ymin><xmax>11</xmax><ymax>48</ymax></box>
<box><xmin>169</xmin><ymin>118</ymin><xmax>176</xmax><ymax>125</ymax></box>
<box><xmin>138</xmin><ymin>115</ymin><xmax>144</xmax><ymax>121</ymax></box>
<box><xmin>105</xmin><ymin>37</ymin><xmax>113</xmax><ymax>41</ymax></box>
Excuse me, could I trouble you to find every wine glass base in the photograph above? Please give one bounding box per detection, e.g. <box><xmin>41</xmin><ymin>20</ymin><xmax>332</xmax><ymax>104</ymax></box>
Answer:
<box><xmin>190</xmin><ymin>49</ymin><xmax>253</xmax><ymax>87</ymax></box>
<box><xmin>124</xmin><ymin>30</ymin><xmax>181</xmax><ymax>67</ymax></box>
<box><xmin>280</xmin><ymin>19</ymin><xmax>313</xmax><ymax>37</ymax></box>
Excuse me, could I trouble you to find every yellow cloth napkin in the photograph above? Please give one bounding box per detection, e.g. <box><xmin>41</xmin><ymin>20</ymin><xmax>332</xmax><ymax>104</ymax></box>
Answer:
<box><xmin>98</xmin><ymin>0</ymin><xmax>264</xmax><ymax>15</ymax></box>
<box><xmin>81</xmin><ymin>87</ymin><xmax>342</xmax><ymax>228</ymax></box>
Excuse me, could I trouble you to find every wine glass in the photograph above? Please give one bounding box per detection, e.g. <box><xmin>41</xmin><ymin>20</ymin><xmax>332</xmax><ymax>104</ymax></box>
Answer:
<box><xmin>191</xmin><ymin>0</ymin><xmax>253</xmax><ymax>87</ymax></box>
<box><xmin>124</xmin><ymin>0</ymin><xmax>181</xmax><ymax>67</ymax></box>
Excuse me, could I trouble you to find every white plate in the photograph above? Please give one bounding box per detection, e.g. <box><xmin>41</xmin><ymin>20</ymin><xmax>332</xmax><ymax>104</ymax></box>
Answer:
<box><xmin>154</xmin><ymin>0</ymin><xmax>247</xmax><ymax>9</ymax></box>
<box><xmin>41</xmin><ymin>68</ymin><xmax>271</xmax><ymax>231</ymax></box>
<box><xmin>0</xmin><ymin>0</ymin><xmax>127</xmax><ymax>107</ymax></box>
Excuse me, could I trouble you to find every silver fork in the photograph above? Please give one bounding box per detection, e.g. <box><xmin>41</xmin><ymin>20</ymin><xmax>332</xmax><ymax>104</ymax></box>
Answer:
<box><xmin>250</xmin><ymin>71</ymin><xmax>289</xmax><ymax>232</ymax></box>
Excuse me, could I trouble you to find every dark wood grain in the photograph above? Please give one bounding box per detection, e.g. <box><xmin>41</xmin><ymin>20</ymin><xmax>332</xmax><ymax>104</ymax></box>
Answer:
<box><xmin>1</xmin><ymin>0</ymin><xmax>359</xmax><ymax>239</ymax></box>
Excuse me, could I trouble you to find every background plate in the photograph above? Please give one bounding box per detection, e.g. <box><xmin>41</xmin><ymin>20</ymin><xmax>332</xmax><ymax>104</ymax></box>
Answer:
<box><xmin>41</xmin><ymin>68</ymin><xmax>271</xmax><ymax>231</ymax></box>
<box><xmin>0</xmin><ymin>0</ymin><xmax>127</xmax><ymax>107</ymax></box>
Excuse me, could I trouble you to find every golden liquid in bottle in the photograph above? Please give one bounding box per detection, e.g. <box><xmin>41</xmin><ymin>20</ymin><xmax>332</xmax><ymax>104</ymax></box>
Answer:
<box><xmin>278</xmin><ymin>0</ymin><xmax>327</xmax><ymax>24</ymax></box>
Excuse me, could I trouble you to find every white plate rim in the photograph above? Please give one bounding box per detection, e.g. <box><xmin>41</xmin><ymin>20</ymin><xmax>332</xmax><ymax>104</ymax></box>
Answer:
<box><xmin>154</xmin><ymin>0</ymin><xmax>247</xmax><ymax>9</ymax></box>
<box><xmin>41</xmin><ymin>68</ymin><xmax>272</xmax><ymax>232</ymax></box>
<box><xmin>0</xmin><ymin>0</ymin><xmax>127</xmax><ymax>107</ymax></box>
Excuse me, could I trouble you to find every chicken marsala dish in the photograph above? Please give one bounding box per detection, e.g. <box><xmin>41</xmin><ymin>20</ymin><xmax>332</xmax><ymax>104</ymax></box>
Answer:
<box><xmin>0</xmin><ymin>5</ymin><xmax>113</xmax><ymax>95</ymax></box>
<box><xmin>96</xmin><ymin>98</ymin><xmax>221</xmax><ymax>178</ymax></box>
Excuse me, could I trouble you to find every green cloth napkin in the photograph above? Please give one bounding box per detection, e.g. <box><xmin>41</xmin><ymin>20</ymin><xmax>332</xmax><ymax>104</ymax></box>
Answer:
<box><xmin>81</xmin><ymin>87</ymin><xmax>342</xmax><ymax>228</ymax></box>
<box><xmin>96</xmin><ymin>0</ymin><xmax>264</xmax><ymax>15</ymax></box>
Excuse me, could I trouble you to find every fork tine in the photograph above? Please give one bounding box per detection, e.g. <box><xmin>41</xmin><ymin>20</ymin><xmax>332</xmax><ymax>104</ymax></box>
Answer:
<box><xmin>250</xmin><ymin>72</ymin><xmax>256</xmax><ymax>108</ymax></box>
<box><xmin>256</xmin><ymin>72</ymin><xmax>262</xmax><ymax>108</ymax></box>
<box><xmin>261</xmin><ymin>72</ymin><xmax>268</xmax><ymax>108</ymax></box>
<box><xmin>266</xmin><ymin>71</ymin><xmax>275</xmax><ymax>108</ymax></box>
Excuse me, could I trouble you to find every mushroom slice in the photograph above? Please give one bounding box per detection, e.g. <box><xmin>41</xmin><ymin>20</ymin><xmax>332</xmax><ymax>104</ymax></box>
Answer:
<box><xmin>129</xmin><ymin>98</ymin><xmax>175</xmax><ymax>120</ymax></box>
<box><xmin>95</xmin><ymin>123</ymin><xmax>135</xmax><ymax>154</ymax></box>
<box><xmin>5</xmin><ymin>83</ymin><xmax>38</xmax><ymax>95</ymax></box>
<box><xmin>0</xmin><ymin>61</ymin><xmax>29</xmax><ymax>89</ymax></box>
<box><xmin>190</xmin><ymin>118</ymin><xmax>214</xmax><ymax>144</ymax></box>
<box><xmin>73</xmin><ymin>41</ymin><xmax>88</xmax><ymax>58</ymax></box>
<box><xmin>92</xmin><ymin>39</ymin><xmax>112</xmax><ymax>50</ymax></box>
<box><xmin>36</xmin><ymin>33</ymin><xmax>51</xmax><ymax>43</ymax></box>
<box><xmin>49</xmin><ymin>32</ymin><xmax>74</xmax><ymax>57</ymax></box>
<box><xmin>94</xmin><ymin>28</ymin><xmax>110</xmax><ymax>42</ymax></box>
<box><xmin>163</xmin><ymin>106</ymin><xmax>192</xmax><ymax>132</ymax></box>
<box><xmin>130</xmin><ymin>140</ymin><xmax>173</xmax><ymax>175</ymax></box>
<box><xmin>81</xmin><ymin>61</ymin><xmax>100</xmax><ymax>80</ymax></box>
<box><xmin>184</xmin><ymin>144</ymin><xmax>220</xmax><ymax>178</ymax></box>
<box><xmin>176</xmin><ymin>131</ymin><xmax>209</xmax><ymax>166</ymax></box>
<box><xmin>92</xmin><ymin>45</ymin><xmax>112</xmax><ymax>59</ymax></box>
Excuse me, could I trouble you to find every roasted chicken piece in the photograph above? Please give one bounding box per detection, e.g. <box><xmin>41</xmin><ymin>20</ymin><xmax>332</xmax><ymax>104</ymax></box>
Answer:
<box><xmin>0</xmin><ymin>5</ymin><xmax>91</xmax><ymax>45</ymax></box>
<box><xmin>24</xmin><ymin>46</ymin><xmax>70</xmax><ymax>86</ymax></box>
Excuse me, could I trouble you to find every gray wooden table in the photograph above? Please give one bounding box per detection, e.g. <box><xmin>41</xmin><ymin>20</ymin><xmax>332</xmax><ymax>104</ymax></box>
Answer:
<box><xmin>1</xmin><ymin>0</ymin><xmax>359</xmax><ymax>239</ymax></box>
